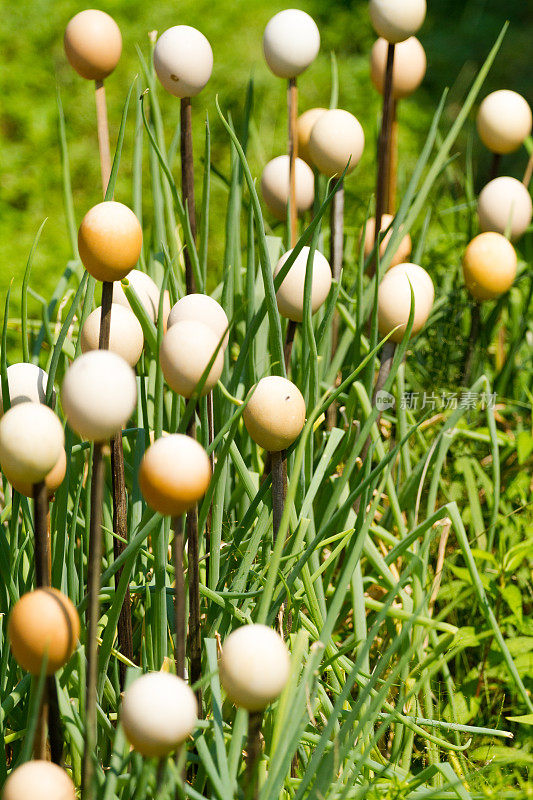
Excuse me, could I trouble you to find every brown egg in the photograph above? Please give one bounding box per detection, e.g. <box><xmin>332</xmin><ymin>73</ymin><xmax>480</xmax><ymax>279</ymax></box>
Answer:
<box><xmin>462</xmin><ymin>232</ymin><xmax>517</xmax><ymax>301</ymax></box>
<box><xmin>2</xmin><ymin>760</ymin><xmax>76</xmax><ymax>800</ymax></box>
<box><xmin>477</xmin><ymin>90</ymin><xmax>532</xmax><ymax>154</ymax></box>
<box><xmin>296</xmin><ymin>108</ymin><xmax>327</xmax><ymax>164</ymax></box>
<box><xmin>370</xmin><ymin>37</ymin><xmax>426</xmax><ymax>99</ymax></box>
<box><xmin>308</xmin><ymin>109</ymin><xmax>365</xmax><ymax>177</ymax></box>
<box><xmin>78</xmin><ymin>202</ymin><xmax>143</xmax><ymax>283</ymax></box>
<box><xmin>243</xmin><ymin>376</ymin><xmax>306</xmax><ymax>452</ymax></box>
<box><xmin>81</xmin><ymin>303</ymin><xmax>144</xmax><ymax>366</ymax></box>
<box><xmin>477</xmin><ymin>176</ymin><xmax>532</xmax><ymax>241</ymax></box>
<box><xmin>138</xmin><ymin>434</ymin><xmax>211</xmax><ymax>517</ymax></box>
<box><xmin>261</xmin><ymin>156</ymin><xmax>315</xmax><ymax>221</ymax></box>
<box><xmin>159</xmin><ymin>320</ymin><xmax>224</xmax><ymax>398</ymax></box>
<box><xmin>377</xmin><ymin>263</ymin><xmax>434</xmax><ymax>342</ymax></box>
<box><xmin>8</xmin><ymin>589</ymin><xmax>80</xmax><ymax>675</ymax></box>
<box><xmin>362</xmin><ymin>214</ymin><xmax>412</xmax><ymax>268</ymax></box>
<box><xmin>64</xmin><ymin>9</ymin><xmax>122</xmax><ymax>81</ymax></box>
<box><xmin>6</xmin><ymin>448</ymin><xmax>66</xmax><ymax>499</ymax></box>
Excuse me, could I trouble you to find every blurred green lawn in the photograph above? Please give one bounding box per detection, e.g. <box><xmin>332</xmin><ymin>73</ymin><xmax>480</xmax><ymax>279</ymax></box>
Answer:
<box><xmin>0</xmin><ymin>0</ymin><xmax>531</xmax><ymax>318</ymax></box>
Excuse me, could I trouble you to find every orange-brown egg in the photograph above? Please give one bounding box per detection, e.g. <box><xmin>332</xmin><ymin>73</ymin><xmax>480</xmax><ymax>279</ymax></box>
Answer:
<box><xmin>8</xmin><ymin>589</ymin><xmax>80</xmax><ymax>675</ymax></box>
<box><xmin>64</xmin><ymin>10</ymin><xmax>122</xmax><ymax>81</ymax></box>
<box><xmin>138</xmin><ymin>434</ymin><xmax>211</xmax><ymax>517</ymax></box>
<box><xmin>462</xmin><ymin>232</ymin><xmax>517</xmax><ymax>301</ymax></box>
<box><xmin>78</xmin><ymin>202</ymin><xmax>142</xmax><ymax>283</ymax></box>
<box><xmin>296</xmin><ymin>107</ymin><xmax>327</xmax><ymax>164</ymax></box>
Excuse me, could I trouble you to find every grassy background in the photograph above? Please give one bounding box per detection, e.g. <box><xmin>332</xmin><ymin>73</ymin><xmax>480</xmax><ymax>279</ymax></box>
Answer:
<box><xmin>1</xmin><ymin>0</ymin><xmax>531</xmax><ymax>316</ymax></box>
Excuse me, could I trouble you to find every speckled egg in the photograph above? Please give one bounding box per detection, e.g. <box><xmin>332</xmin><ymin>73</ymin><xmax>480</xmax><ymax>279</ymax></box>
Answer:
<box><xmin>153</xmin><ymin>26</ymin><xmax>213</xmax><ymax>98</ymax></box>
<box><xmin>243</xmin><ymin>376</ymin><xmax>306</xmax><ymax>452</ymax></box>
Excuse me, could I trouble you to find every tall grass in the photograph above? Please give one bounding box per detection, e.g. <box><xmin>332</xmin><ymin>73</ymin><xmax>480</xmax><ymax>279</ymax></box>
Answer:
<box><xmin>0</xmin><ymin>21</ymin><xmax>532</xmax><ymax>800</ymax></box>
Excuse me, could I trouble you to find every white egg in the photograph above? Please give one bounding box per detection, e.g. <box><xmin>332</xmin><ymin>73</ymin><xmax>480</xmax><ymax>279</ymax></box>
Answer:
<box><xmin>160</xmin><ymin>319</ymin><xmax>224</xmax><ymax>398</ymax></box>
<box><xmin>154</xmin><ymin>26</ymin><xmax>213</xmax><ymax>98</ymax></box>
<box><xmin>167</xmin><ymin>294</ymin><xmax>229</xmax><ymax>349</ymax></box>
<box><xmin>219</xmin><ymin>624</ymin><xmax>291</xmax><ymax>711</ymax></box>
<box><xmin>370</xmin><ymin>36</ymin><xmax>426</xmax><ymax>99</ymax></box>
<box><xmin>274</xmin><ymin>246</ymin><xmax>332</xmax><ymax>322</ymax></box>
<box><xmin>121</xmin><ymin>672</ymin><xmax>197</xmax><ymax>757</ymax></box>
<box><xmin>263</xmin><ymin>9</ymin><xmax>320</xmax><ymax>78</ymax></box>
<box><xmin>377</xmin><ymin>262</ymin><xmax>434</xmax><ymax>342</ymax></box>
<box><xmin>369</xmin><ymin>0</ymin><xmax>427</xmax><ymax>43</ymax></box>
<box><xmin>0</xmin><ymin>363</ymin><xmax>52</xmax><ymax>416</ymax></box>
<box><xmin>61</xmin><ymin>351</ymin><xmax>137</xmax><ymax>442</ymax></box>
<box><xmin>0</xmin><ymin>403</ymin><xmax>64</xmax><ymax>485</ymax></box>
<box><xmin>308</xmin><ymin>109</ymin><xmax>365</xmax><ymax>177</ymax></box>
<box><xmin>243</xmin><ymin>376</ymin><xmax>306</xmax><ymax>452</ymax></box>
<box><xmin>81</xmin><ymin>303</ymin><xmax>144</xmax><ymax>366</ymax></box>
<box><xmin>2</xmin><ymin>760</ymin><xmax>75</xmax><ymax>800</ymax></box>
<box><xmin>478</xmin><ymin>176</ymin><xmax>532</xmax><ymax>240</ymax></box>
<box><xmin>261</xmin><ymin>156</ymin><xmax>315</xmax><ymax>220</ymax></box>
<box><xmin>477</xmin><ymin>90</ymin><xmax>532</xmax><ymax>154</ymax></box>
<box><xmin>112</xmin><ymin>269</ymin><xmax>160</xmax><ymax>323</ymax></box>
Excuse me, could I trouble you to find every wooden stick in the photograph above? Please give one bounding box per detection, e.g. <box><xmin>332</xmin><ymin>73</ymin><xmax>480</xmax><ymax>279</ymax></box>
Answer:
<box><xmin>81</xmin><ymin>442</ymin><xmax>105</xmax><ymax>800</ymax></box>
<box><xmin>284</xmin><ymin>320</ymin><xmax>297</xmax><ymax>373</ymax></box>
<box><xmin>186</xmin><ymin>416</ymin><xmax>202</xmax><ymax>707</ymax></box>
<box><xmin>95</xmin><ymin>80</ymin><xmax>112</xmax><ymax>196</ymax></box>
<box><xmin>181</xmin><ymin>97</ymin><xmax>197</xmax><ymax>294</ymax></box>
<box><xmin>360</xmin><ymin>340</ymin><xmax>397</xmax><ymax>464</ymax></box>
<box><xmin>270</xmin><ymin>450</ymin><xmax>287</xmax><ymax>543</ymax></box>
<box><xmin>288</xmin><ymin>78</ymin><xmax>298</xmax><ymax>249</ymax></box>
<box><xmin>172</xmin><ymin>516</ymin><xmax>186</xmax><ymax>680</ymax></box>
<box><xmin>388</xmin><ymin>100</ymin><xmax>398</xmax><ymax>214</ymax></box>
<box><xmin>489</xmin><ymin>152</ymin><xmax>501</xmax><ymax>182</ymax></box>
<box><xmin>523</xmin><ymin>151</ymin><xmax>533</xmax><ymax>188</ymax></box>
<box><xmin>33</xmin><ymin>481</ymin><xmax>49</xmax><ymax>589</ymax></box>
<box><xmin>373</xmin><ymin>43</ymin><xmax>396</xmax><ymax>273</ymax></box>
<box><xmin>245</xmin><ymin>711</ymin><xmax>263</xmax><ymax>800</ymax></box>
<box><xmin>111</xmin><ymin>435</ymin><xmax>133</xmax><ymax>689</ymax></box>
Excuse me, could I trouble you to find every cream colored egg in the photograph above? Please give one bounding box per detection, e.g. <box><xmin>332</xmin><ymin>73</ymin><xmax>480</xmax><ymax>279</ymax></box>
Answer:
<box><xmin>8</xmin><ymin>589</ymin><xmax>80</xmax><ymax>676</ymax></box>
<box><xmin>78</xmin><ymin>202</ymin><xmax>143</xmax><ymax>283</ymax></box>
<box><xmin>477</xmin><ymin>90</ymin><xmax>532</xmax><ymax>154</ymax></box>
<box><xmin>0</xmin><ymin>404</ymin><xmax>64</xmax><ymax>485</ymax></box>
<box><xmin>243</xmin><ymin>376</ymin><xmax>306</xmax><ymax>452</ymax></box>
<box><xmin>362</xmin><ymin>214</ymin><xmax>412</xmax><ymax>268</ymax></box>
<box><xmin>121</xmin><ymin>671</ymin><xmax>197</xmax><ymax>757</ymax></box>
<box><xmin>263</xmin><ymin>9</ymin><xmax>320</xmax><ymax>79</ymax></box>
<box><xmin>369</xmin><ymin>0</ymin><xmax>426</xmax><ymax>43</ymax></box>
<box><xmin>60</xmin><ymin>351</ymin><xmax>137</xmax><ymax>442</ymax></box>
<box><xmin>160</xmin><ymin>320</ymin><xmax>224</xmax><ymax>398</ymax></box>
<box><xmin>2</xmin><ymin>760</ymin><xmax>76</xmax><ymax>800</ymax></box>
<box><xmin>64</xmin><ymin>9</ymin><xmax>122</xmax><ymax>81</ymax></box>
<box><xmin>139</xmin><ymin>434</ymin><xmax>211</xmax><ymax>517</ymax></box>
<box><xmin>0</xmin><ymin>363</ymin><xmax>52</xmax><ymax>416</ymax></box>
<box><xmin>377</xmin><ymin>263</ymin><xmax>434</xmax><ymax>342</ymax></box>
<box><xmin>297</xmin><ymin>108</ymin><xmax>328</xmax><ymax>164</ymax></box>
<box><xmin>462</xmin><ymin>232</ymin><xmax>517</xmax><ymax>301</ymax></box>
<box><xmin>153</xmin><ymin>26</ymin><xmax>213</xmax><ymax>98</ymax></box>
<box><xmin>219</xmin><ymin>624</ymin><xmax>291</xmax><ymax>711</ymax></box>
<box><xmin>371</xmin><ymin>37</ymin><xmax>426</xmax><ymax>99</ymax></box>
<box><xmin>308</xmin><ymin>109</ymin><xmax>365</xmax><ymax>177</ymax></box>
<box><xmin>7</xmin><ymin>448</ymin><xmax>66</xmax><ymax>500</ymax></box>
<box><xmin>261</xmin><ymin>156</ymin><xmax>315</xmax><ymax>221</ymax></box>
<box><xmin>167</xmin><ymin>294</ymin><xmax>229</xmax><ymax>349</ymax></box>
<box><xmin>81</xmin><ymin>303</ymin><xmax>144</xmax><ymax>366</ymax></box>
<box><xmin>477</xmin><ymin>176</ymin><xmax>532</xmax><ymax>241</ymax></box>
<box><xmin>112</xmin><ymin>269</ymin><xmax>161</xmax><ymax>323</ymax></box>
<box><xmin>274</xmin><ymin>246</ymin><xmax>332</xmax><ymax>322</ymax></box>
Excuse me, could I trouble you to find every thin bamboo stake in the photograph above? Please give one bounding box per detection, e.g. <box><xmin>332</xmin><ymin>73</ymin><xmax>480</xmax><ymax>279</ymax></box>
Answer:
<box><xmin>288</xmin><ymin>77</ymin><xmax>298</xmax><ymax>249</ymax></box>
<box><xmin>388</xmin><ymin>101</ymin><xmax>398</xmax><ymax>214</ymax></box>
<box><xmin>172</xmin><ymin>516</ymin><xmax>186</xmax><ymax>680</ymax></box>
<box><xmin>81</xmin><ymin>442</ymin><xmax>105</xmax><ymax>800</ymax></box>
<box><xmin>373</xmin><ymin>43</ymin><xmax>396</xmax><ymax>273</ymax></box>
<box><xmin>95</xmin><ymin>80</ymin><xmax>112</xmax><ymax>196</ymax></box>
<box><xmin>181</xmin><ymin>97</ymin><xmax>197</xmax><ymax>294</ymax></box>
